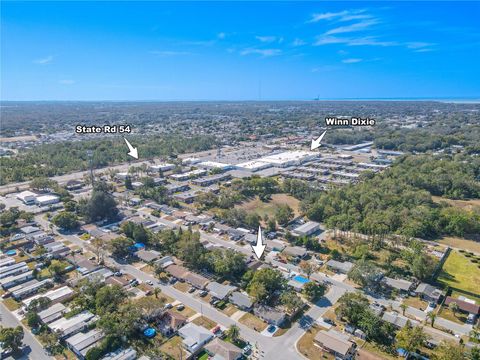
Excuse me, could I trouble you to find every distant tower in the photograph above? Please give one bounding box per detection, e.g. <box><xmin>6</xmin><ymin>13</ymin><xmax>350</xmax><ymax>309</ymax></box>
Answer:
<box><xmin>86</xmin><ymin>150</ymin><xmax>95</xmax><ymax>185</ymax></box>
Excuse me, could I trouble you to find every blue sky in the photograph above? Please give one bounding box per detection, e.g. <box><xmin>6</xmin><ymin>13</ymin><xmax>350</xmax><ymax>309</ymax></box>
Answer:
<box><xmin>1</xmin><ymin>1</ymin><xmax>479</xmax><ymax>101</ymax></box>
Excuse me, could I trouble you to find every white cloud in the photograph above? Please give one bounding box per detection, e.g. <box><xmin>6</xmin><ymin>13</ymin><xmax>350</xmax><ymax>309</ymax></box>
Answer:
<box><xmin>255</xmin><ymin>35</ymin><xmax>283</xmax><ymax>43</ymax></box>
<box><xmin>315</xmin><ymin>35</ymin><xmax>397</xmax><ymax>47</ymax></box>
<box><xmin>149</xmin><ymin>50</ymin><xmax>192</xmax><ymax>56</ymax></box>
<box><xmin>240</xmin><ymin>48</ymin><xmax>282</xmax><ymax>57</ymax></box>
<box><xmin>33</xmin><ymin>55</ymin><xmax>54</xmax><ymax>65</ymax></box>
<box><xmin>342</xmin><ymin>58</ymin><xmax>362</xmax><ymax>64</ymax></box>
<box><xmin>59</xmin><ymin>79</ymin><xmax>75</xmax><ymax>85</ymax></box>
<box><xmin>217</xmin><ymin>32</ymin><xmax>226</xmax><ymax>39</ymax></box>
<box><xmin>308</xmin><ymin>9</ymin><xmax>369</xmax><ymax>23</ymax></box>
<box><xmin>326</xmin><ymin>19</ymin><xmax>379</xmax><ymax>35</ymax></box>
<box><xmin>292</xmin><ymin>38</ymin><xmax>306</xmax><ymax>46</ymax></box>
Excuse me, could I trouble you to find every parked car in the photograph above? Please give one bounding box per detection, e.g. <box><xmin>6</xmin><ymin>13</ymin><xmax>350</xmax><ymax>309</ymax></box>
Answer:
<box><xmin>164</xmin><ymin>303</ymin><xmax>173</xmax><ymax>309</ymax></box>
<box><xmin>176</xmin><ymin>304</ymin><xmax>185</xmax><ymax>311</ymax></box>
<box><xmin>242</xmin><ymin>344</ymin><xmax>252</xmax><ymax>355</ymax></box>
<box><xmin>114</xmin><ymin>271</ymin><xmax>122</xmax><ymax>277</ymax></box>
<box><xmin>188</xmin><ymin>287</ymin><xmax>196</xmax><ymax>293</ymax></box>
<box><xmin>199</xmin><ymin>290</ymin><xmax>208</xmax><ymax>297</ymax></box>
<box><xmin>322</xmin><ymin>318</ymin><xmax>335</xmax><ymax>325</ymax></box>
<box><xmin>146</xmin><ymin>280</ymin><xmax>154</xmax><ymax>286</ymax></box>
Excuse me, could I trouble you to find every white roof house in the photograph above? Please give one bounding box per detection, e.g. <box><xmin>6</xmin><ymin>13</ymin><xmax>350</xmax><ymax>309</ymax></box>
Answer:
<box><xmin>178</xmin><ymin>323</ymin><xmax>214</xmax><ymax>354</ymax></box>
<box><xmin>149</xmin><ymin>163</ymin><xmax>175</xmax><ymax>172</ymax></box>
<box><xmin>48</xmin><ymin>311</ymin><xmax>96</xmax><ymax>338</ymax></box>
<box><xmin>38</xmin><ymin>303</ymin><xmax>67</xmax><ymax>324</ymax></box>
<box><xmin>16</xmin><ymin>190</ymin><xmax>37</xmax><ymax>204</ymax></box>
<box><xmin>65</xmin><ymin>329</ymin><xmax>104</xmax><ymax>359</ymax></box>
<box><xmin>293</xmin><ymin>221</ymin><xmax>320</xmax><ymax>236</ymax></box>
<box><xmin>22</xmin><ymin>286</ymin><xmax>74</xmax><ymax>308</ymax></box>
<box><xmin>35</xmin><ymin>194</ymin><xmax>60</xmax><ymax>206</ymax></box>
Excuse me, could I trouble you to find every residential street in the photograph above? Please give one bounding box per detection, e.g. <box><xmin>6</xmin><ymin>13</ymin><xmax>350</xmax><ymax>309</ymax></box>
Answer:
<box><xmin>0</xmin><ymin>303</ymin><xmax>53</xmax><ymax>360</ymax></box>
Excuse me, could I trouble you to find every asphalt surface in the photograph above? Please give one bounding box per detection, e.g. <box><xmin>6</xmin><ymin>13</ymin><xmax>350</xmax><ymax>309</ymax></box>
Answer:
<box><xmin>0</xmin><ymin>303</ymin><xmax>52</xmax><ymax>360</ymax></box>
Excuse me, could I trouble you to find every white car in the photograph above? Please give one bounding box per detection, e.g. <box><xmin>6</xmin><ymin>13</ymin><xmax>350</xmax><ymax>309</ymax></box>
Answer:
<box><xmin>146</xmin><ymin>280</ymin><xmax>154</xmax><ymax>286</ymax></box>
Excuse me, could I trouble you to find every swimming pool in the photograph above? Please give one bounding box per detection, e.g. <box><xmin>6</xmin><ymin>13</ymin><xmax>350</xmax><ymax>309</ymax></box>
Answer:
<box><xmin>143</xmin><ymin>328</ymin><xmax>156</xmax><ymax>338</ymax></box>
<box><xmin>293</xmin><ymin>275</ymin><xmax>310</xmax><ymax>284</ymax></box>
<box><xmin>5</xmin><ymin>250</ymin><xmax>16</xmax><ymax>256</ymax></box>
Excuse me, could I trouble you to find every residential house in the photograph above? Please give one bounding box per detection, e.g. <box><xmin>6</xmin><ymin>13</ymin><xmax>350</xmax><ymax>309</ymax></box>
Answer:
<box><xmin>381</xmin><ymin>277</ymin><xmax>414</xmax><ymax>295</ymax></box>
<box><xmin>415</xmin><ymin>283</ymin><xmax>443</xmax><ymax>303</ymax></box>
<box><xmin>205</xmin><ymin>338</ymin><xmax>243</xmax><ymax>360</ymax></box>
<box><xmin>136</xmin><ymin>249</ymin><xmax>161</xmax><ymax>263</ymax></box>
<box><xmin>314</xmin><ymin>330</ymin><xmax>357</xmax><ymax>360</ymax></box>
<box><xmin>293</xmin><ymin>221</ymin><xmax>320</xmax><ymax>236</ymax></box>
<box><xmin>65</xmin><ymin>329</ymin><xmax>104</xmax><ymax>359</ymax></box>
<box><xmin>283</xmin><ymin>246</ymin><xmax>308</xmax><ymax>260</ymax></box>
<box><xmin>253</xmin><ymin>305</ymin><xmax>286</xmax><ymax>326</ymax></box>
<box><xmin>38</xmin><ymin>303</ymin><xmax>67</xmax><ymax>324</ymax></box>
<box><xmin>206</xmin><ymin>282</ymin><xmax>237</xmax><ymax>300</ymax></box>
<box><xmin>382</xmin><ymin>312</ymin><xmax>419</xmax><ymax>329</ymax></box>
<box><xmin>157</xmin><ymin>310</ymin><xmax>188</xmax><ymax>337</ymax></box>
<box><xmin>184</xmin><ymin>272</ymin><xmax>209</xmax><ymax>289</ymax></box>
<box><xmin>444</xmin><ymin>297</ymin><xmax>480</xmax><ymax>316</ymax></box>
<box><xmin>178</xmin><ymin>323</ymin><xmax>214</xmax><ymax>354</ymax></box>
<box><xmin>326</xmin><ymin>260</ymin><xmax>354</xmax><ymax>274</ymax></box>
<box><xmin>0</xmin><ymin>270</ymin><xmax>34</xmax><ymax>289</ymax></box>
<box><xmin>22</xmin><ymin>286</ymin><xmax>75</xmax><ymax>308</ymax></box>
<box><xmin>229</xmin><ymin>291</ymin><xmax>253</xmax><ymax>311</ymax></box>
<box><xmin>100</xmin><ymin>348</ymin><xmax>137</xmax><ymax>360</ymax></box>
<box><xmin>48</xmin><ymin>311</ymin><xmax>96</xmax><ymax>338</ymax></box>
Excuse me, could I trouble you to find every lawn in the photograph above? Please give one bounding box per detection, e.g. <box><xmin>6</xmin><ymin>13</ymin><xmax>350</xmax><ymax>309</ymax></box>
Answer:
<box><xmin>296</xmin><ymin>326</ymin><xmax>333</xmax><ymax>360</ymax></box>
<box><xmin>220</xmin><ymin>304</ymin><xmax>238</xmax><ymax>317</ymax></box>
<box><xmin>236</xmin><ymin>193</ymin><xmax>301</xmax><ymax>219</ymax></box>
<box><xmin>439</xmin><ymin>237</ymin><xmax>480</xmax><ymax>254</ymax></box>
<box><xmin>438</xmin><ymin>250</ymin><xmax>480</xmax><ymax>294</ymax></box>
<box><xmin>403</xmin><ymin>297</ymin><xmax>429</xmax><ymax>311</ymax></box>
<box><xmin>3</xmin><ymin>298</ymin><xmax>21</xmax><ymax>311</ymax></box>
<box><xmin>193</xmin><ymin>316</ymin><xmax>217</xmax><ymax>330</ymax></box>
<box><xmin>238</xmin><ymin>313</ymin><xmax>267</xmax><ymax>332</ymax></box>
<box><xmin>173</xmin><ymin>282</ymin><xmax>190</xmax><ymax>293</ymax></box>
<box><xmin>172</xmin><ymin>305</ymin><xmax>196</xmax><ymax>319</ymax></box>
<box><xmin>159</xmin><ymin>336</ymin><xmax>188</xmax><ymax>360</ymax></box>
<box><xmin>439</xmin><ymin>306</ymin><xmax>468</xmax><ymax>324</ymax></box>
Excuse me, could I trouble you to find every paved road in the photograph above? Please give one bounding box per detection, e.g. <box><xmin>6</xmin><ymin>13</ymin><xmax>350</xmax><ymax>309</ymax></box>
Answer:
<box><xmin>0</xmin><ymin>303</ymin><xmax>53</xmax><ymax>360</ymax></box>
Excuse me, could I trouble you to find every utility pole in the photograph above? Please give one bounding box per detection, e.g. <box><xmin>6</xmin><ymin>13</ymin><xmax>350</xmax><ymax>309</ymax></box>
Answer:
<box><xmin>87</xmin><ymin>150</ymin><xmax>94</xmax><ymax>186</ymax></box>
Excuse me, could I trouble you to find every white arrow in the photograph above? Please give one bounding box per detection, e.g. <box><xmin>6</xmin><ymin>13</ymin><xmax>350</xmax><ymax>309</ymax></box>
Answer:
<box><xmin>252</xmin><ymin>226</ymin><xmax>266</xmax><ymax>260</ymax></box>
<box><xmin>310</xmin><ymin>130</ymin><xmax>327</xmax><ymax>150</ymax></box>
<box><xmin>124</xmin><ymin>137</ymin><xmax>138</xmax><ymax>159</ymax></box>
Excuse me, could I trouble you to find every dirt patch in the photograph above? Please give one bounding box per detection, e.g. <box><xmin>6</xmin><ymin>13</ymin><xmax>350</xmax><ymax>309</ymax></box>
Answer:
<box><xmin>238</xmin><ymin>313</ymin><xmax>267</xmax><ymax>332</ymax></box>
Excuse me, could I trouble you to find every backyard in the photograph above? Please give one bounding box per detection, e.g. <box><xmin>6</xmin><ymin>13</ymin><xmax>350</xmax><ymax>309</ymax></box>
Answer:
<box><xmin>438</xmin><ymin>250</ymin><xmax>480</xmax><ymax>294</ymax></box>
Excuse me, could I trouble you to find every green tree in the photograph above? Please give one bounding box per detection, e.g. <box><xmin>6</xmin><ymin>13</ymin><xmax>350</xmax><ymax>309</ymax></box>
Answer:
<box><xmin>109</xmin><ymin>237</ymin><xmax>134</xmax><ymax>259</ymax></box>
<box><xmin>280</xmin><ymin>291</ymin><xmax>304</xmax><ymax>313</ymax></box>
<box><xmin>275</xmin><ymin>205</ymin><xmax>294</xmax><ymax>226</ymax></box>
<box><xmin>427</xmin><ymin>311</ymin><xmax>437</xmax><ymax>327</ymax></box>
<box><xmin>299</xmin><ymin>261</ymin><xmax>317</xmax><ymax>279</ymax></box>
<box><xmin>227</xmin><ymin>324</ymin><xmax>240</xmax><ymax>342</ymax></box>
<box><xmin>431</xmin><ymin>341</ymin><xmax>466</xmax><ymax>360</ymax></box>
<box><xmin>400</xmin><ymin>303</ymin><xmax>408</xmax><ymax>316</ymax></box>
<box><xmin>95</xmin><ymin>285</ymin><xmax>126</xmax><ymax>315</ymax></box>
<box><xmin>247</xmin><ymin>268</ymin><xmax>285</xmax><ymax>304</ymax></box>
<box><xmin>0</xmin><ymin>326</ymin><xmax>24</xmax><ymax>352</ymax></box>
<box><xmin>48</xmin><ymin>260</ymin><xmax>65</xmax><ymax>279</ymax></box>
<box><xmin>52</xmin><ymin>211</ymin><xmax>79</xmax><ymax>230</ymax></box>
<box><xmin>395</xmin><ymin>322</ymin><xmax>427</xmax><ymax>353</ymax></box>
<box><xmin>79</xmin><ymin>181</ymin><xmax>118</xmax><ymax>222</ymax></box>
<box><xmin>302</xmin><ymin>282</ymin><xmax>326</xmax><ymax>302</ymax></box>
<box><xmin>449</xmin><ymin>302</ymin><xmax>460</xmax><ymax>318</ymax></box>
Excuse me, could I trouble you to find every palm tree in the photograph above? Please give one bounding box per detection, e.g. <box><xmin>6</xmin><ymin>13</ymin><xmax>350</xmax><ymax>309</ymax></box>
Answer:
<box><xmin>400</xmin><ymin>303</ymin><xmax>408</xmax><ymax>316</ymax></box>
<box><xmin>449</xmin><ymin>302</ymin><xmax>459</xmax><ymax>318</ymax></box>
<box><xmin>153</xmin><ymin>287</ymin><xmax>161</xmax><ymax>299</ymax></box>
<box><xmin>427</xmin><ymin>311</ymin><xmax>437</xmax><ymax>328</ymax></box>
<box><xmin>227</xmin><ymin>324</ymin><xmax>240</xmax><ymax>342</ymax></box>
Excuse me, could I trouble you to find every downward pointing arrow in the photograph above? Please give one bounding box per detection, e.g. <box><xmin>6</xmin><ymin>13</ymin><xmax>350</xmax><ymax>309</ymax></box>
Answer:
<box><xmin>311</xmin><ymin>130</ymin><xmax>327</xmax><ymax>150</ymax></box>
<box><xmin>124</xmin><ymin>137</ymin><xmax>138</xmax><ymax>159</ymax></box>
<box><xmin>252</xmin><ymin>226</ymin><xmax>266</xmax><ymax>260</ymax></box>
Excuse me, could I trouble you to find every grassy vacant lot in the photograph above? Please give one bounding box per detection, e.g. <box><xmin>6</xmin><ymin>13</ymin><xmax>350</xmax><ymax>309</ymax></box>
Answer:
<box><xmin>220</xmin><ymin>303</ymin><xmax>238</xmax><ymax>317</ymax></box>
<box><xmin>238</xmin><ymin>313</ymin><xmax>267</xmax><ymax>332</ymax></box>
<box><xmin>438</xmin><ymin>250</ymin><xmax>480</xmax><ymax>294</ymax></box>
<box><xmin>192</xmin><ymin>315</ymin><xmax>217</xmax><ymax>330</ymax></box>
<box><xmin>439</xmin><ymin>237</ymin><xmax>480</xmax><ymax>253</ymax></box>
<box><xmin>3</xmin><ymin>298</ymin><xmax>20</xmax><ymax>311</ymax></box>
<box><xmin>432</xmin><ymin>196</ymin><xmax>480</xmax><ymax>210</ymax></box>
<box><xmin>297</xmin><ymin>326</ymin><xmax>333</xmax><ymax>360</ymax></box>
<box><xmin>439</xmin><ymin>306</ymin><xmax>468</xmax><ymax>324</ymax></box>
<box><xmin>159</xmin><ymin>336</ymin><xmax>188</xmax><ymax>360</ymax></box>
<box><xmin>172</xmin><ymin>305</ymin><xmax>196</xmax><ymax>319</ymax></box>
<box><xmin>236</xmin><ymin>193</ymin><xmax>301</xmax><ymax>218</ymax></box>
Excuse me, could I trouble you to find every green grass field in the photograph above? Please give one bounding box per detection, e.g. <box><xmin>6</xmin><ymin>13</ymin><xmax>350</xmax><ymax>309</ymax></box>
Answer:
<box><xmin>438</xmin><ymin>250</ymin><xmax>480</xmax><ymax>295</ymax></box>
<box><xmin>236</xmin><ymin>193</ymin><xmax>301</xmax><ymax>219</ymax></box>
